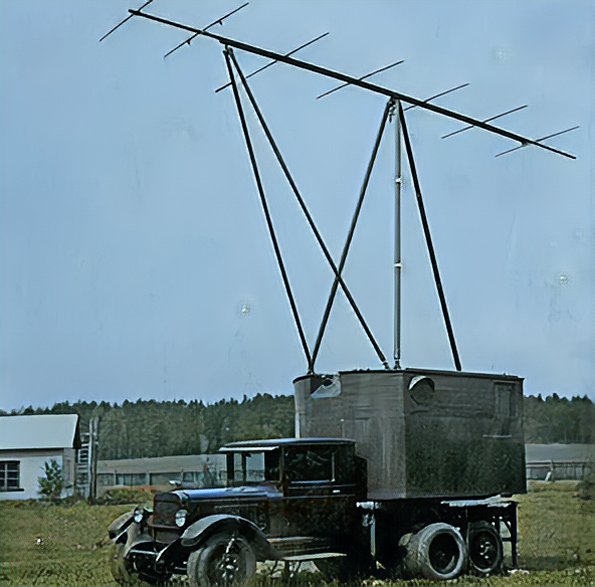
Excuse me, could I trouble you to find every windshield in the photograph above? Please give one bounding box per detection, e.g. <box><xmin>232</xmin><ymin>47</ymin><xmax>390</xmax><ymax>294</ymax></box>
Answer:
<box><xmin>227</xmin><ymin>450</ymin><xmax>280</xmax><ymax>485</ymax></box>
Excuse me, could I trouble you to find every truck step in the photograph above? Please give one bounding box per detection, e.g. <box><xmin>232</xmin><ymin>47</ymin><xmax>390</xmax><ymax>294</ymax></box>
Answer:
<box><xmin>282</xmin><ymin>552</ymin><xmax>346</xmax><ymax>562</ymax></box>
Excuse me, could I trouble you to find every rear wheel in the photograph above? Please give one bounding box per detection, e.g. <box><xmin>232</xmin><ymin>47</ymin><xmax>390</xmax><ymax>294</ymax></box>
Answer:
<box><xmin>187</xmin><ymin>533</ymin><xmax>256</xmax><ymax>587</ymax></box>
<box><xmin>402</xmin><ymin>522</ymin><xmax>467</xmax><ymax>580</ymax></box>
<box><xmin>468</xmin><ymin>521</ymin><xmax>503</xmax><ymax>575</ymax></box>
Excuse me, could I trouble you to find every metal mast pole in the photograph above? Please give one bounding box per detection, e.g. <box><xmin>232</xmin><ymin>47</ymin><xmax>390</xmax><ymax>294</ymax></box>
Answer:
<box><xmin>393</xmin><ymin>102</ymin><xmax>403</xmax><ymax>369</ymax></box>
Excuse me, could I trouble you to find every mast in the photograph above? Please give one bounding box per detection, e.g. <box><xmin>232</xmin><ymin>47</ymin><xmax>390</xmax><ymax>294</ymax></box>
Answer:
<box><xmin>393</xmin><ymin>102</ymin><xmax>403</xmax><ymax>370</ymax></box>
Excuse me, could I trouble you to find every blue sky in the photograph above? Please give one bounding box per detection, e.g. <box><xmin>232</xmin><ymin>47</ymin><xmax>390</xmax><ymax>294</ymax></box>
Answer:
<box><xmin>0</xmin><ymin>0</ymin><xmax>592</xmax><ymax>409</ymax></box>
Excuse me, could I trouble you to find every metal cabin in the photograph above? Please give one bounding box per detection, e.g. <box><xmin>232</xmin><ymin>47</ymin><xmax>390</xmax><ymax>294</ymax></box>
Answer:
<box><xmin>294</xmin><ymin>368</ymin><xmax>525</xmax><ymax>500</ymax></box>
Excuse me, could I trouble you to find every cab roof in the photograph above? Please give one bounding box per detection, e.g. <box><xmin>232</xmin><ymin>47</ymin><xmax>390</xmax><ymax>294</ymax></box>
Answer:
<box><xmin>220</xmin><ymin>437</ymin><xmax>354</xmax><ymax>453</ymax></box>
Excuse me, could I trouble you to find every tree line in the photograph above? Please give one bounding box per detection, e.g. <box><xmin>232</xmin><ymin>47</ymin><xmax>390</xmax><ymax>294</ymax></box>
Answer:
<box><xmin>2</xmin><ymin>392</ymin><xmax>592</xmax><ymax>460</ymax></box>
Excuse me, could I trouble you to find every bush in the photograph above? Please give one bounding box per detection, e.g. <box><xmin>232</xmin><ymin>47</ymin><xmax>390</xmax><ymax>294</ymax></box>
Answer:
<box><xmin>95</xmin><ymin>487</ymin><xmax>154</xmax><ymax>505</ymax></box>
<box><xmin>38</xmin><ymin>459</ymin><xmax>65</xmax><ymax>501</ymax></box>
<box><xmin>576</xmin><ymin>468</ymin><xmax>594</xmax><ymax>500</ymax></box>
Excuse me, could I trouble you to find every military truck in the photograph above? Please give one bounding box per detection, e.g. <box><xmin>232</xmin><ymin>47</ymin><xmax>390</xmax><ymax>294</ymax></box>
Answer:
<box><xmin>108</xmin><ymin>367</ymin><xmax>525</xmax><ymax>586</ymax></box>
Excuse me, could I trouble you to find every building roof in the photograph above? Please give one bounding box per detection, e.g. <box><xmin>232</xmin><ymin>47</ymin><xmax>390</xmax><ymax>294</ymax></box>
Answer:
<box><xmin>97</xmin><ymin>453</ymin><xmax>223</xmax><ymax>475</ymax></box>
<box><xmin>525</xmin><ymin>443</ymin><xmax>594</xmax><ymax>463</ymax></box>
<box><xmin>0</xmin><ymin>414</ymin><xmax>80</xmax><ymax>450</ymax></box>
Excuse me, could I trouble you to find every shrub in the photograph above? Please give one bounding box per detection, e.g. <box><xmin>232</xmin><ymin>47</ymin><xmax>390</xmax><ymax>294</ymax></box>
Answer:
<box><xmin>95</xmin><ymin>487</ymin><xmax>154</xmax><ymax>505</ymax></box>
<box><xmin>576</xmin><ymin>467</ymin><xmax>594</xmax><ymax>501</ymax></box>
<box><xmin>38</xmin><ymin>459</ymin><xmax>65</xmax><ymax>502</ymax></box>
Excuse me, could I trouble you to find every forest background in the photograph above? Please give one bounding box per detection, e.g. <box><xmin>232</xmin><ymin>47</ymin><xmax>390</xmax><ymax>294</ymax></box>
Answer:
<box><xmin>1</xmin><ymin>393</ymin><xmax>592</xmax><ymax>460</ymax></box>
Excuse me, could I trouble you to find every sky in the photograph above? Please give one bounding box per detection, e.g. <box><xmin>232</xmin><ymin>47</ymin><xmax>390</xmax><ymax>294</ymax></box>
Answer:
<box><xmin>0</xmin><ymin>0</ymin><xmax>593</xmax><ymax>410</ymax></box>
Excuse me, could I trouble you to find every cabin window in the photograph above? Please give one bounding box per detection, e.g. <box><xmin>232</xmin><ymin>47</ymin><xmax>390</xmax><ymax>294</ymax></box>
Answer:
<box><xmin>0</xmin><ymin>461</ymin><xmax>20</xmax><ymax>491</ymax></box>
<box><xmin>229</xmin><ymin>450</ymin><xmax>280</xmax><ymax>484</ymax></box>
<box><xmin>285</xmin><ymin>447</ymin><xmax>333</xmax><ymax>482</ymax></box>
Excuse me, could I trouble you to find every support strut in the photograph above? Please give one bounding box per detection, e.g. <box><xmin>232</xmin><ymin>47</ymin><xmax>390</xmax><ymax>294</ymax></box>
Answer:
<box><xmin>223</xmin><ymin>49</ymin><xmax>312</xmax><ymax>367</ymax></box>
<box><xmin>398</xmin><ymin>102</ymin><xmax>462</xmax><ymax>371</ymax></box>
<box><xmin>310</xmin><ymin>99</ymin><xmax>394</xmax><ymax>372</ymax></box>
<box><xmin>227</xmin><ymin>50</ymin><xmax>388</xmax><ymax>373</ymax></box>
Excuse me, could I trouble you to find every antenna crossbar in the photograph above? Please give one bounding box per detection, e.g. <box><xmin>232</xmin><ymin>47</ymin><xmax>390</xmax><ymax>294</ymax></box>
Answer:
<box><xmin>99</xmin><ymin>0</ymin><xmax>153</xmax><ymax>43</ymax></box>
<box><xmin>442</xmin><ymin>105</ymin><xmax>528</xmax><ymax>140</ymax></box>
<box><xmin>163</xmin><ymin>2</ymin><xmax>249</xmax><ymax>59</ymax></box>
<box><xmin>129</xmin><ymin>9</ymin><xmax>575</xmax><ymax>159</ymax></box>
<box><xmin>403</xmin><ymin>83</ymin><xmax>469</xmax><ymax>112</ymax></box>
<box><xmin>215</xmin><ymin>32</ymin><xmax>330</xmax><ymax>93</ymax></box>
<box><xmin>495</xmin><ymin>126</ymin><xmax>580</xmax><ymax>158</ymax></box>
<box><xmin>316</xmin><ymin>60</ymin><xmax>405</xmax><ymax>100</ymax></box>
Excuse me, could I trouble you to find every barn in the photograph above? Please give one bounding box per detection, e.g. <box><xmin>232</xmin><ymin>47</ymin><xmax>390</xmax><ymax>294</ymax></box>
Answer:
<box><xmin>0</xmin><ymin>414</ymin><xmax>81</xmax><ymax>500</ymax></box>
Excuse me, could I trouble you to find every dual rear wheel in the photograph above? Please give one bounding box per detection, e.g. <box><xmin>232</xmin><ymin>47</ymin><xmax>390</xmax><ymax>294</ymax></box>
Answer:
<box><xmin>401</xmin><ymin>521</ymin><xmax>503</xmax><ymax>580</ymax></box>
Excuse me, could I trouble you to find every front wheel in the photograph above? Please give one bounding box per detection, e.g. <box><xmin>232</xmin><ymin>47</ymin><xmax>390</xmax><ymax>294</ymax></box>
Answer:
<box><xmin>110</xmin><ymin>542</ymin><xmax>147</xmax><ymax>586</ymax></box>
<box><xmin>187</xmin><ymin>533</ymin><xmax>256</xmax><ymax>587</ymax></box>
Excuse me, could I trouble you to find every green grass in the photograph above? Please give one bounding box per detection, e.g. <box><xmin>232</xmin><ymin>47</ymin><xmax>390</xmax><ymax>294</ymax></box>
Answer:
<box><xmin>0</xmin><ymin>482</ymin><xmax>593</xmax><ymax>586</ymax></box>
<box><xmin>0</xmin><ymin>501</ymin><xmax>131</xmax><ymax>586</ymax></box>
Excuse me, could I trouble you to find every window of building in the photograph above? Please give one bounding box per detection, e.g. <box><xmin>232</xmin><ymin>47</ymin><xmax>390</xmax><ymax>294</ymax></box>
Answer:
<box><xmin>0</xmin><ymin>461</ymin><xmax>20</xmax><ymax>491</ymax></box>
<box><xmin>115</xmin><ymin>472</ymin><xmax>148</xmax><ymax>486</ymax></box>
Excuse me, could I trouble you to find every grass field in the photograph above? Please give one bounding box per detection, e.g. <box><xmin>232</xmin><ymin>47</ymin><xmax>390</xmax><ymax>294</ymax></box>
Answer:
<box><xmin>0</xmin><ymin>481</ymin><xmax>593</xmax><ymax>586</ymax></box>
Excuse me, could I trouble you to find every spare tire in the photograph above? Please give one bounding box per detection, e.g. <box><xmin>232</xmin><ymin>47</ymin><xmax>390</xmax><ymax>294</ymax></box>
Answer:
<box><xmin>467</xmin><ymin>521</ymin><xmax>503</xmax><ymax>575</ymax></box>
<box><xmin>402</xmin><ymin>523</ymin><xmax>467</xmax><ymax>580</ymax></box>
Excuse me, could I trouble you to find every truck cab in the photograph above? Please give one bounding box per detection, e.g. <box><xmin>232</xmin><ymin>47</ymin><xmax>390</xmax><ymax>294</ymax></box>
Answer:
<box><xmin>108</xmin><ymin>438</ymin><xmax>367</xmax><ymax>586</ymax></box>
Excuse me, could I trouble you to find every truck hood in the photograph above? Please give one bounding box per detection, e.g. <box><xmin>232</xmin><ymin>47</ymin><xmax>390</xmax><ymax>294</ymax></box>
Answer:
<box><xmin>175</xmin><ymin>485</ymin><xmax>281</xmax><ymax>502</ymax></box>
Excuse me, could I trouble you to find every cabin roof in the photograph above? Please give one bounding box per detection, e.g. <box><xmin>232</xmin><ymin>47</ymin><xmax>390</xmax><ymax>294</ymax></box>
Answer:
<box><xmin>220</xmin><ymin>437</ymin><xmax>354</xmax><ymax>452</ymax></box>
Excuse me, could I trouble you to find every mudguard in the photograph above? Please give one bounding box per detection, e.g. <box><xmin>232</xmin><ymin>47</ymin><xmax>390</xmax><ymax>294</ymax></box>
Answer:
<box><xmin>122</xmin><ymin>520</ymin><xmax>155</xmax><ymax>558</ymax></box>
<box><xmin>108</xmin><ymin>510</ymin><xmax>134</xmax><ymax>542</ymax></box>
<box><xmin>180</xmin><ymin>514</ymin><xmax>276</xmax><ymax>560</ymax></box>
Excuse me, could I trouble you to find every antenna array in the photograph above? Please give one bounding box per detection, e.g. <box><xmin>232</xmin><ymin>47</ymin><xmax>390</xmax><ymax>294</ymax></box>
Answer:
<box><xmin>100</xmin><ymin>3</ymin><xmax>579</xmax><ymax>374</ymax></box>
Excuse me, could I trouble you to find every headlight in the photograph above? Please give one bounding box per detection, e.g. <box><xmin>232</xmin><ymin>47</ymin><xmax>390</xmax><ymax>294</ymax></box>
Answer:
<box><xmin>175</xmin><ymin>509</ymin><xmax>188</xmax><ymax>528</ymax></box>
<box><xmin>133</xmin><ymin>507</ymin><xmax>144</xmax><ymax>524</ymax></box>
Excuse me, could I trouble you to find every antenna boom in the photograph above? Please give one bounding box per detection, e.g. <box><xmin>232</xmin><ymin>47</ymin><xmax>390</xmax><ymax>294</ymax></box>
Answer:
<box><xmin>129</xmin><ymin>9</ymin><xmax>575</xmax><ymax>159</ymax></box>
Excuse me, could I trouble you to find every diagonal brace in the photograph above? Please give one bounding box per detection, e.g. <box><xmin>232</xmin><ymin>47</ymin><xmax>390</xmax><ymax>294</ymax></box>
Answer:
<box><xmin>223</xmin><ymin>49</ymin><xmax>312</xmax><ymax>367</ymax></box>
<box><xmin>227</xmin><ymin>49</ymin><xmax>389</xmax><ymax>372</ymax></box>
<box><xmin>398</xmin><ymin>102</ymin><xmax>462</xmax><ymax>371</ymax></box>
<box><xmin>310</xmin><ymin>99</ymin><xmax>394</xmax><ymax>372</ymax></box>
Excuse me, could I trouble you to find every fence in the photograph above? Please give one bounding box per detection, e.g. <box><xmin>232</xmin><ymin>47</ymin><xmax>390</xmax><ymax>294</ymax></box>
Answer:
<box><xmin>525</xmin><ymin>460</ymin><xmax>591</xmax><ymax>481</ymax></box>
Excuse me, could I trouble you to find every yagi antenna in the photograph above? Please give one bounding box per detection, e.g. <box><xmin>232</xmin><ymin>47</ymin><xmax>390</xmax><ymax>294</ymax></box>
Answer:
<box><xmin>442</xmin><ymin>105</ymin><xmax>528</xmax><ymax>139</ymax></box>
<box><xmin>124</xmin><ymin>8</ymin><xmax>577</xmax><ymax>159</ymax></box>
<box><xmin>403</xmin><ymin>83</ymin><xmax>470</xmax><ymax>112</ymax></box>
<box><xmin>215</xmin><ymin>32</ymin><xmax>330</xmax><ymax>94</ymax></box>
<box><xmin>99</xmin><ymin>0</ymin><xmax>154</xmax><ymax>43</ymax></box>
<box><xmin>495</xmin><ymin>126</ymin><xmax>579</xmax><ymax>158</ymax></box>
<box><xmin>316</xmin><ymin>60</ymin><xmax>405</xmax><ymax>100</ymax></box>
<box><xmin>163</xmin><ymin>2</ymin><xmax>249</xmax><ymax>59</ymax></box>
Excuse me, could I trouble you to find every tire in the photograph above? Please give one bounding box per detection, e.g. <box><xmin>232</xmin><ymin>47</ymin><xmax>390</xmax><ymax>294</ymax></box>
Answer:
<box><xmin>110</xmin><ymin>541</ymin><xmax>169</xmax><ymax>586</ymax></box>
<box><xmin>467</xmin><ymin>521</ymin><xmax>503</xmax><ymax>575</ymax></box>
<box><xmin>402</xmin><ymin>522</ymin><xmax>467</xmax><ymax>580</ymax></box>
<box><xmin>187</xmin><ymin>533</ymin><xmax>256</xmax><ymax>587</ymax></box>
<box><xmin>110</xmin><ymin>542</ymin><xmax>144</xmax><ymax>586</ymax></box>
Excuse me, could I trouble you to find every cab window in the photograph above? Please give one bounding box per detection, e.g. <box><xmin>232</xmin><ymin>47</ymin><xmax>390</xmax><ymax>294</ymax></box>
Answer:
<box><xmin>284</xmin><ymin>447</ymin><xmax>333</xmax><ymax>482</ymax></box>
<box><xmin>227</xmin><ymin>450</ymin><xmax>280</xmax><ymax>484</ymax></box>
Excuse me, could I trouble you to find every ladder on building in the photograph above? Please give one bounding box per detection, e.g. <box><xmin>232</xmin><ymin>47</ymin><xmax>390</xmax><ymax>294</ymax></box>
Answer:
<box><xmin>76</xmin><ymin>417</ymin><xmax>99</xmax><ymax>500</ymax></box>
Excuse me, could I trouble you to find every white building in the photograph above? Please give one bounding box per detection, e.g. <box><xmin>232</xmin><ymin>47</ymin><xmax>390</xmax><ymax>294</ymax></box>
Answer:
<box><xmin>0</xmin><ymin>414</ymin><xmax>80</xmax><ymax>500</ymax></box>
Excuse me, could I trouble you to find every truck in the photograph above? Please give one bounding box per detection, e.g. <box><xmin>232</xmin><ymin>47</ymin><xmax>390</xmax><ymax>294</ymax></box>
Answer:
<box><xmin>108</xmin><ymin>367</ymin><xmax>525</xmax><ymax>585</ymax></box>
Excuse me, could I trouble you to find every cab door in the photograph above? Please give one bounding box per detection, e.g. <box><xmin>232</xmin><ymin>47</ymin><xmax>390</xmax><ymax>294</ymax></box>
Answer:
<box><xmin>273</xmin><ymin>445</ymin><xmax>357</xmax><ymax>543</ymax></box>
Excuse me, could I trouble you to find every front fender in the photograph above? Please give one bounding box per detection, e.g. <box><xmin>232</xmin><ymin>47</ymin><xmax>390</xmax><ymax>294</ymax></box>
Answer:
<box><xmin>108</xmin><ymin>510</ymin><xmax>134</xmax><ymax>541</ymax></box>
<box><xmin>121</xmin><ymin>521</ymin><xmax>155</xmax><ymax>558</ymax></box>
<box><xmin>181</xmin><ymin>514</ymin><xmax>276</xmax><ymax>560</ymax></box>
